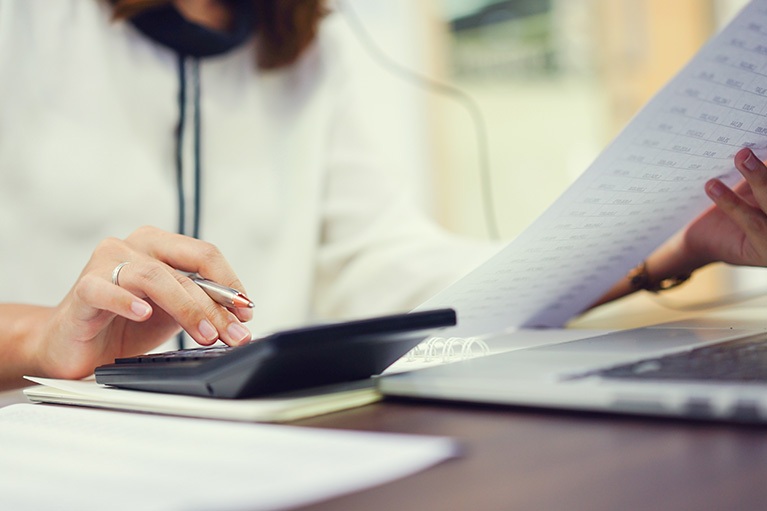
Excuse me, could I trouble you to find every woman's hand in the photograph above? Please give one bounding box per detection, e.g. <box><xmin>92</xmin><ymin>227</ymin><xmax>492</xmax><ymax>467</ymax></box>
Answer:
<box><xmin>592</xmin><ymin>148</ymin><xmax>767</xmax><ymax>309</ymax></box>
<box><xmin>33</xmin><ymin>226</ymin><xmax>253</xmax><ymax>381</ymax></box>
<box><xmin>681</xmin><ymin>147</ymin><xmax>767</xmax><ymax>269</ymax></box>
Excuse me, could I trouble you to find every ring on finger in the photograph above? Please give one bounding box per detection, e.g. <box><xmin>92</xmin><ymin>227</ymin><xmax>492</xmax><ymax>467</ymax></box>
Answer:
<box><xmin>111</xmin><ymin>262</ymin><xmax>130</xmax><ymax>286</ymax></box>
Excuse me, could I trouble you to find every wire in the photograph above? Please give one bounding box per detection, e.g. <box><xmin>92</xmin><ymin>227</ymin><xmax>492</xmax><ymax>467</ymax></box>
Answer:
<box><xmin>336</xmin><ymin>0</ymin><xmax>501</xmax><ymax>240</ymax></box>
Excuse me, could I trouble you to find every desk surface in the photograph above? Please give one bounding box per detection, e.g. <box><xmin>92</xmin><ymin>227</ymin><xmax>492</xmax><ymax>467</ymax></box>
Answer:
<box><xmin>4</xmin><ymin>290</ymin><xmax>767</xmax><ymax>511</ymax></box>
<box><xmin>293</xmin><ymin>398</ymin><xmax>767</xmax><ymax>511</ymax></box>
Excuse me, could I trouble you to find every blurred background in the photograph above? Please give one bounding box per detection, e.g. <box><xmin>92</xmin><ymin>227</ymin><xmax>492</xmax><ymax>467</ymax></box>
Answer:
<box><xmin>338</xmin><ymin>0</ymin><xmax>764</xmax><ymax>310</ymax></box>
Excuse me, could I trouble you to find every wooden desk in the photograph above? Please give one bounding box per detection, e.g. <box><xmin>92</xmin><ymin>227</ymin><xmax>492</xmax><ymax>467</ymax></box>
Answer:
<box><xmin>293</xmin><ymin>397</ymin><xmax>767</xmax><ymax>511</ymax></box>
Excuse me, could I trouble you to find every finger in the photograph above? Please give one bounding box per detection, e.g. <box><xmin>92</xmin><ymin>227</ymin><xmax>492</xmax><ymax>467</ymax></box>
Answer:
<box><xmin>69</xmin><ymin>274</ymin><xmax>152</xmax><ymax>339</ymax></box>
<box><xmin>732</xmin><ymin>178</ymin><xmax>759</xmax><ymax>208</ymax></box>
<box><xmin>173</xmin><ymin>272</ymin><xmax>252</xmax><ymax>346</ymax></box>
<box><xmin>734</xmin><ymin>148</ymin><xmax>767</xmax><ymax>212</ymax></box>
<box><xmin>705</xmin><ymin>178</ymin><xmax>767</xmax><ymax>255</ymax></box>
<box><xmin>125</xmin><ymin>226</ymin><xmax>253</xmax><ymax>322</ymax></box>
<box><xmin>179</xmin><ymin>243</ymin><xmax>253</xmax><ymax>323</ymax></box>
<box><xmin>75</xmin><ymin>274</ymin><xmax>152</xmax><ymax>321</ymax></box>
<box><xmin>114</xmin><ymin>260</ymin><xmax>236</xmax><ymax>346</ymax></box>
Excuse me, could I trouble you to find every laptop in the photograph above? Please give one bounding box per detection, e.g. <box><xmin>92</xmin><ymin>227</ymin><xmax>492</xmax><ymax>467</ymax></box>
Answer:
<box><xmin>377</xmin><ymin>323</ymin><xmax>767</xmax><ymax>423</ymax></box>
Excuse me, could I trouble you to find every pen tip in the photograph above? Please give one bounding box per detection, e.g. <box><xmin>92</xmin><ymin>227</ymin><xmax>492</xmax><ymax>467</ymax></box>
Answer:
<box><xmin>232</xmin><ymin>294</ymin><xmax>255</xmax><ymax>309</ymax></box>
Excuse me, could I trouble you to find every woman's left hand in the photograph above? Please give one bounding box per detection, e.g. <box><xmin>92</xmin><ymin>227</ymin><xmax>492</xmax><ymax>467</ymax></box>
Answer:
<box><xmin>680</xmin><ymin>147</ymin><xmax>767</xmax><ymax>270</ymax></box>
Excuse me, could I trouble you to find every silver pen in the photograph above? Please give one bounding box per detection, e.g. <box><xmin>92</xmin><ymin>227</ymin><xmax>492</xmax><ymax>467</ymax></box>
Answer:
<box><xmin>180</xmin><ymin>272</ymin><xmax>255</xmax><ymax>309</ymax></box>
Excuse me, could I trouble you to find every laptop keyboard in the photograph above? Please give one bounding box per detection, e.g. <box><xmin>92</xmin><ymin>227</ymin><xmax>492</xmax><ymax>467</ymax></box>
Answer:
<box><xmin>585</xmin><ymin>334</ymin><xmax>767</xmax><ymax>382</ymax></box>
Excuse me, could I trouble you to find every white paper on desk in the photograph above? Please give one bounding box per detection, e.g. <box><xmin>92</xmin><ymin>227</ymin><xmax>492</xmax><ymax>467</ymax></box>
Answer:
<box><xmin>0</xmin><ymin>403</ymin><xmax>458</xmax><ymax>511</ymax></box>
<box><xmin>418</xmin><ymin>0</ymin><xmax>767</xmax><ymax>335</ymax></box>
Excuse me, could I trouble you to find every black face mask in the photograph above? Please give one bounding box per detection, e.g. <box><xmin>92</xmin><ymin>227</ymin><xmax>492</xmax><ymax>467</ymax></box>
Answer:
<box><xmin>120</xmin><ymin>1</ymin><xmax>256</xmax><ymax>57</ymax></box>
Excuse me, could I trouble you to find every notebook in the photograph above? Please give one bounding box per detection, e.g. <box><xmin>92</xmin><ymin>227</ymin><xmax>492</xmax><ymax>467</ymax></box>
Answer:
<box><xmin>23</xmin><ymin>376</ymin><xmax>380</xmax><ymax>423</ymax></box>
<box><xmin>383</xmin><ymin>328</ymin><xmax>614</xmax><ymax>374</ymax></box>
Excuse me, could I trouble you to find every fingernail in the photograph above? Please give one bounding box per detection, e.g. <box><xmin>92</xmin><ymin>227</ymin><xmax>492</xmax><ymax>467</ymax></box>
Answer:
<box><xmin>227</xmin><ymin>322</ymin><xmax>251</xmax><ymax>343</ymax></box>
<box><xmin>131</xmin><ymin>301</ymin><xmax>151</xmax><ymax>318</ymax></box>
<box><xmin>198</xmin><ymin>319</ymin><xmax>218</xmax><ymax>341</ymax></box>
<box><xmin>708</xmin><ymin>180</ymin><xmax>726</xmax><ymax>198</ymax></box>
<box><xmin>743</xmin><ymin>151</ymin><xmax>759</xmax><ymax>171</ymax></box>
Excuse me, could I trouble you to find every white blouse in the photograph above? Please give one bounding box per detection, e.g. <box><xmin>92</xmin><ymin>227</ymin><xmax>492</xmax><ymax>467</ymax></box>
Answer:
<box><xmin>0</xmin><ymin>0</ymin><xmax>497</xmax><ymax>334</ymax></box>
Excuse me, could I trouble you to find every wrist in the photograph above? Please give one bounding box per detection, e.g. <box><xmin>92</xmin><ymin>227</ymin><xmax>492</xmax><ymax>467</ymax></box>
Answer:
<box><xmin>678</xmin><ymin>228</ymin><xmax>716</xmax><ymax>274</ymax></box>
<box><xmin>0</xmin><ymin>305</ymin><xmax>54</xmax><ymax>389</ymax></box>
<box><xmin>647</xmin><ymin>230</ymin><xmax>712</xmax><ymax>286</ymax></box>
<box><xmin>627</xmin><ymin>260</ymin><xmax>692</xmax><ymax>293</ymax></box>
<box><xmin>19</xmin><ymin>306</ymin><xmax>56</xmax><ymax>377</ymax></box>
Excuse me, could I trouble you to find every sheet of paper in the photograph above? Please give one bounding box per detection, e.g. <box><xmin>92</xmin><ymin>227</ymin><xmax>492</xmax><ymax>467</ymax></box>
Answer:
<box><xmin>418</xmin><ymin>0</ymin><xmax>767</xmax><ymax>335</ymax></box>
<box><xmin>0</xmin><ymin>404</ymin><xmax>458</xmax><ymax>511</ymax></box>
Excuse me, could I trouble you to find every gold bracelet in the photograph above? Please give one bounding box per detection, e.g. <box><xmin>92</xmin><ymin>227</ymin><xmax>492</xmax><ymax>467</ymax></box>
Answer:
<box><xmin>628</xmin><ymin>261</ymin><xmax>692</xmax><ymax>293</ymax></box>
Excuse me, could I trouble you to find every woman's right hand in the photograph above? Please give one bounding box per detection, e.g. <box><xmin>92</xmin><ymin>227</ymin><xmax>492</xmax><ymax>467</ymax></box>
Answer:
<box><xmin>32</xmin><ymin>225</ymin><xmax>253</xmax><ymax>381</ymax></box>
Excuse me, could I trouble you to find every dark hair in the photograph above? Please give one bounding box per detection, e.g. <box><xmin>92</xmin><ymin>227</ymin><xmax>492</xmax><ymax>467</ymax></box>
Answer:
<box><xmin>111</xmin><ymin>0</ymin><xmax>328</xmax><ymax>69</ymax></box>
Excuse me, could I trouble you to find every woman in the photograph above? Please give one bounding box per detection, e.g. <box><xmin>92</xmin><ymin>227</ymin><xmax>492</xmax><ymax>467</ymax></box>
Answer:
<box><xmin>0</xmin><ymin>0</ymin><xmax>498</xmax><ymax>389</ymax></box>
<box><xmin>0</xmin><ymin>0</ymin><xmax>765</xmax><ymax>390</ymax></box>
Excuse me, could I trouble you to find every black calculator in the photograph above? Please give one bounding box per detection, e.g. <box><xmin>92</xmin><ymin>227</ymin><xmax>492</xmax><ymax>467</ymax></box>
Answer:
<box><xmin>95</xmin><ymin>308</ymin><xmax>456</xmax><ymax>399</ymax></box>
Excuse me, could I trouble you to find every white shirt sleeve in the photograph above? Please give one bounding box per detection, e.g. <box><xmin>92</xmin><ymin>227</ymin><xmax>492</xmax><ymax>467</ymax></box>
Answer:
<box><xmin>312</xmin><ymin>23</ymin><xmax>502</xmax><ymax>318</ymax></box>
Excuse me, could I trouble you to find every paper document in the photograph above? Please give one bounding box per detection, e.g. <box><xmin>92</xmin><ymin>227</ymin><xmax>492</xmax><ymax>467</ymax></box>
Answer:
<box><xmin>0</xmin><ymin>404</ymin><xmax>458</xmax><ymax>511</ymax></box>
<box><xmin>23</xmin><ymin>376</ymin><xmax>380</xmax><ymax>422</ymax></box>
<box><xmin>418</xmin><ymin>0</ymin><xmax>767</xmax><ymax>335</ymax></box>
